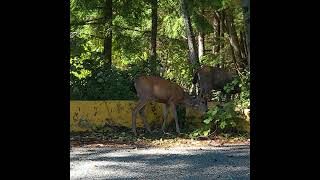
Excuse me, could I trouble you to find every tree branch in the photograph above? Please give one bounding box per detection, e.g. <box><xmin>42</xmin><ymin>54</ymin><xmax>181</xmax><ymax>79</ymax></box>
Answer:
<box><xmin>71</xmin><ymin>32</ymin><xmax>105</xmax><ymax>39</ymax></box>
<box><xmin>113</xmin><ymin>24</ymin><xmax>150</xmax><ymax>34</ymax></box>
<box><xmin>71</xmin><ymin>17</ymin><xmax>105</xmax><ymax>26</ymax></box>
<box><xmin>71</xmin><ymin>20</ymin><xmax>151</xmax><ymax>36</ymax></box>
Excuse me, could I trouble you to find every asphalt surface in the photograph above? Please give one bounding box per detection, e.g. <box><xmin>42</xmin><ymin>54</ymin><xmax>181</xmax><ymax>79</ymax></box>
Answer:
<box><xmin>70</xmin><ymin>145</ymin><xmax>250</xmax><ymax>179</ymax></box>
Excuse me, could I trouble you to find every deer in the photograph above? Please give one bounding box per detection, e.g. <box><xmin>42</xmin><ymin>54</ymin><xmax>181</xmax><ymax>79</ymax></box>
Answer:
<box><xmin>132</xmin><ymin>76</ymin><xmax>208</xmax><ymax>136</ymax></box>
<box><xmin>192</xmin><ymin>65</ymin><xmax>241</xmax><ymax>102</ymax></box>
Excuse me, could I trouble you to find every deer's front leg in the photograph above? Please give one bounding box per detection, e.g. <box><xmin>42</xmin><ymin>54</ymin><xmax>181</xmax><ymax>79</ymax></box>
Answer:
<box><xmin>161</xmin><ymin>103</ymin><xmax>170</xmax><ymax>134</ymax></box>
<box><xmin>171</xmin><ymin>103</ymin><xmax>181</xmax><ymax>134</ymax></box>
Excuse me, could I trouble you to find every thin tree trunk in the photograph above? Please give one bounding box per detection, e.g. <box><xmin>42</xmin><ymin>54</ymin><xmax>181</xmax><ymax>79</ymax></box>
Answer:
<box><xmin>219</xmin><ymin>10</ymin><xmax>243</xmax><ymax>70</ymax></box>
<box><xmin>239</xmin><ymin>30</ymin><xmax>247</xmax><ymax>59</ymax></box>
<box><xmin>242</xmin><ymin>0</ymin><xmax>250</xmax><ymax>69</ymax></box>
<box><xmin>229</xmin><ymin>44</ymin><xmax>241</xmax><ymax>73</ymax></box>
<box><xmin>218</xmin><ymin>11</ymin><xmax>226</xmax><ymax>51</ymax></box>
<box><xmin>212</xmin><ymin>11</ymin><xmax>220</xmax><ymax>54</ymax></box>
<box><xmin>198</xmin><ymin>9</ymin><xmax>205</xmax><ymax>60</ymax></box>
<box><xmin>198</xmin><ymin>32</ymin><xmax>204</xmax><ymax>59</ymax></box>
<box><xmin>103</xmin><ymin>0</ymin><xmax>112</xmax><ymax>68</ymax></box>
<box><xmin>180</xmin><ymin>0</ymin><xmax>199</xmax><ymax>96</ymax></box>
<box><xmin>224</xmin><ymin>9</ymin><xmax>242</xmax><ymax>64</ymax></box>
<box><xmin>180</xmin><ymin>0</ymin><xmax>199</xmax><ymax>67</ymax></box>
<box><xmin>216</xmin><ymin>10</ymin><xmax>225</xmax><ymax>68</ymax></box>
<box><xmin>150</xmin><ymin>0</ymin><xmax>158</xmax><ymax>75</ymax></box>
<box><xmin>242</xmin><ymin>31</ymin><xmax>248</xmax><ymax>56</ymax></box>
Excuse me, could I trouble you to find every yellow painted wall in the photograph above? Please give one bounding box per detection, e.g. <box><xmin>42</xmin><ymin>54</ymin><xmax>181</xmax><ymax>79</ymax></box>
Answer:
<box><xmin>70</xmin><ymin>101</ymin><xmax>249</xmax><ymax>133</ymax></box>
<box><xmin>70</xmin><ymin>101</ymin><xmax>175</xmax><ymax>132</ymax></box>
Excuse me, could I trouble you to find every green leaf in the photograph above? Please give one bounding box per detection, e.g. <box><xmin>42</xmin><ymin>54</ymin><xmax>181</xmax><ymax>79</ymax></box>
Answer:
<box><xmin>202</xmin><ymin>130</ymin><xmax>210</xmax><ymax>136</ymax></box>
<box><xmin>210</xmin><ymin>108</ymin><xmax>218</xmax><ymax>116</ymax></box>
<box><xmin>220</xmin><ymin>121</ymin><xmax>227</xmax><ymax>129</ymax></box>
<box><xmin>226</xmin><ymin>114</ymin><xmax>233</xmax><ymax>119</ymax></box>
<box><xmin>230</xmin><ymin>121</ymin><xmax>236</xmax><ymax>127</ymax></box>
<box><xmin>97</xmin><ymin>78</ymin><xmax>103</xmax><ymax>83</ymax></box>
<box><xmin>203</xmin><ymin>118</ymin><xmax>212</xmax><ymax>124</ymax></box>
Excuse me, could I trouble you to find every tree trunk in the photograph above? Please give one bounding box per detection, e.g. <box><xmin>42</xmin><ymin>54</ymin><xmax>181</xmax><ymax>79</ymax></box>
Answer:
<box><xmin>216</xmin><ymin>10</ymin><xmax>225</xmax><ymax>68</ymax></box>
<box><xmin>150</xmin><ymin>0</ymin><xmax>158</xmax><ymax>75</ymax></box>
<box><xmin>221</xmin><ymin>9</ymin><xmax>246</xmax><ymax>70</ymax></box>
<box><xmin>212</xmin><ymin>11</ymin><xmax>220</xmax><ymax>54</ymax></box>
<box><xmin>180</xmin><ymin>0</ymin><xmax>199</xmax><ymax>96</ymax></box>
<box><xmin>103</xmin><ymin>0</ymin><xmax>112</xmax><ymax>68</ymax></box>
<box><xmin>242</xmin><ymin>31</ymin><xmax>248</xmax><ymax>56</ymax></box>
<box><xmin>198</xmin><ymin>9</ymin><xmax>205</xmax><ymax>60</ymax></box>
<box><xmin>198</xmin><ymin>32</ymin><xmax>204</xmax><ymax>59</ymax></box>
<box><xmin>239</xmin><ymin>31</ymin><xmax>247</xmax><ymax>59</ymax></box>
<box><xmin>180</xmin><ymin>0</ymin><xmax>199</xmax><ymax>67</ymax></box>
<box><xmin>224</xmin><ymin>9</ymin><xmax>243</xmax><ymax>64</ymax></box>
<box><xmin>229</xmin><ymin>44</ymin><xmax>241</xmax><ymax>73</ymax></box>
<box><xmin>242</xmin><ymin>0</ymin><xmax>250</xmax><ymax>69</ymax></box>
<box><xmin>218</xmin><ymin>11</ymin><xmax>225</xmax><ymax>51</ymax></box>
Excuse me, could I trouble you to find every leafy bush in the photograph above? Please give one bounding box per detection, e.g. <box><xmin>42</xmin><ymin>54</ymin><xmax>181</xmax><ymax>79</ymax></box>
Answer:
<box><xmin>236</xmin><ymin>70</ymin><xmax>250</xmax><ymax>111</ymax></box>
<box><xmin>70</xmin><ymin>60</ymin><xmax>153</xmax><ymax>100</ymax></box>
<box><xmin>71</xmin><ymin>67</ymin><xmax>137</xmax><ymax>100</ymax></box>
<box><xmin>203</xmin><ymin>102</ymin><xmax>239</xmax><ymax>130</ymax></box>
<box><xmin>196</xmin><ymin>70</ymin><xmax>250</xmax><ymax>135</ymax></box>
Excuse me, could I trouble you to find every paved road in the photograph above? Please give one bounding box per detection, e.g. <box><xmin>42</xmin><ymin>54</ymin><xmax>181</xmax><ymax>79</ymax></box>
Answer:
<box><xmin>70</xmin><ymin>145</ymin><xmax>250</xmax><ymax>179</ymax></box>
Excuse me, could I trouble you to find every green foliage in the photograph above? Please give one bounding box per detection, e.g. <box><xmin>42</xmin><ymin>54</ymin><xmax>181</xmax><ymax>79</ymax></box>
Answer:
<box><xmin>223</xmin><ymin>76</ymin><xmax>240</xmax><ymax>94</ymax></box>
<box><xmin>73</xmin><ymin>60</ymin><xmax>158</xmax><ymax>100</ymax></box>
<box><xmin>192</xmin><ymin>11</ymin><xmax>213</xmax><ymax>34</ymax></box>
<box><xmin>70</xmin><ymin>0</ymin><xmax>248</xmax><ymax>102</ymax></box>
<box><xmin>71</xmin><ymin>66</ymin><xmax>136</xmax><ymax>100</ymax></box>
<box><xmin>161</xmin><ymin>15</ymin><xmax>185</xmax><ymax>39</ymax></box>
<box><xmin>235</xmin><ymin>70</ymin><xmax>250</xmax><ymax>110</ymax></box>
<box><xmin>203</xmin><ymin>102</ymin><xmax>238</xmax><ymax>130</ymax></box>
<box><xmin>200</xmin><ymin>54</ymin><xmax>223</xmax><ymax>66</ymax></box>
<box><xmin>188</xmin><ymin>127</ymin><xmax>211</xmax><ymax>139</ymax></box>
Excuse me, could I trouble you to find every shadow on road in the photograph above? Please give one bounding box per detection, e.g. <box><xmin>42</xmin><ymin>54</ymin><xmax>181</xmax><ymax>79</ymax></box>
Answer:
<box><xmin>70</xmin><ymin>145</ymin><xmax>250</xmax><ymax>179</ymax></box>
